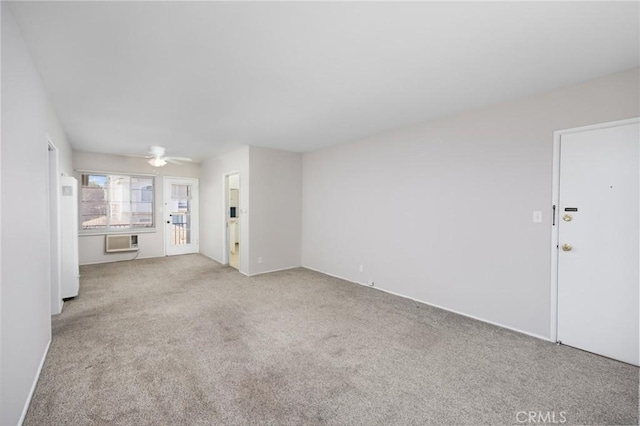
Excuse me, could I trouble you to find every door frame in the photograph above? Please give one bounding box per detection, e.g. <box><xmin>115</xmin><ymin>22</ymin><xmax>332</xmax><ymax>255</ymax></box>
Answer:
<box><xmin>550</xmin><ymin>117</ymin><xmax>640</xmax><ymax>342</ymax></box>
<box><xmin>47</xmin><ymin>135</ymin><xmax>63</xmax><ymax>315</ymax></box>
<box><xmin>222</xmin><ymin>171</ymin><xmax>240</xmax><ymax>266</ymax></box>
<box><xmin>163</xmin><ymin>176</ymin><xmax>199</xmax><ymax>256</ymax></box>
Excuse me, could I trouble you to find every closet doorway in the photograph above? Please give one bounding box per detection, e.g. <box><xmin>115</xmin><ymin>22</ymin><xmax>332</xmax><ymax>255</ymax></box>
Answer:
<box><xmin>225</xmin><ymin>173</ymin><xmax>240</xmax><ymax>270</ymax></box>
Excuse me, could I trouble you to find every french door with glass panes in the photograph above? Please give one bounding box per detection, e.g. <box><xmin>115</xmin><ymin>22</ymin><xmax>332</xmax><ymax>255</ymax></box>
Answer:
<box><xmin>164</xmin><ymin>177</ymin><xmax>199</xmax><ymax>256</ymax></box>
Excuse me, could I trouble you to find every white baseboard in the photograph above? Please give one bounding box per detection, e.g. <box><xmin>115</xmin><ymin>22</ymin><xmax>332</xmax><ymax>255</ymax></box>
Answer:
<box><xmin>199</xmin><ymin>252</ymin><xmax>248</xmax><ymax>275</ymax></box>
<box><xmin>199</xmin><ymin>253</ymin><xmax>224</xmax><ymax>265</ymax></box>
<box><xmin>302</xmin><ymin>266</ymin><xmax>552</xmax><ymax>343</ymax></box>
<box><xmin>18</xmin><ymin>339</ymin><xmax>51</xmax><ymax>426</ymax></box>
<box><xmin>79</xmin><ymin>254</ymin><xmax>158</xmax><ymax>266</ymax></box>
<box><xmin>247</xmin><ymin>265</ymin><xmax>300</xmax><ymax>277</ymax></box>
<box><xmin>198</xmin><ymin>252</ymin><xmax>300</xmax><ymax>277</ymax></box>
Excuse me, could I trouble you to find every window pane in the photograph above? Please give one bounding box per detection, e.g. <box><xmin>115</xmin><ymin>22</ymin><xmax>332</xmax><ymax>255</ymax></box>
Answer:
<box><xmin>81</xmin><ymin>174</ymin><xmax>108</xmax><ymax>230</ymax></box>
<box><xmin>80</xmin><ymin>173</ymin><xmax>154</xmax><ymax>232</ymax></box>
<box><xmin>131</xmin><ymin>178</ymin><xmax>153</xmax><ymax>227</ymax></box>
<box><xmin>170</xmin><ymin>184</ymin><xmax>190</xmax><ymax>244</ymax></box>
<box><xmin>109</xmin><ymin>175</ymin><xmax>131</xmax><ymax>202</ymax></box>
<box><xmin>171</xmin><ymin>184</ymin><xmax>189</xmax><ymax>213</ymax></box>
<box><xmin>132</xmin><ymin>213</ymin><xmax>153</xmax><ymax>227</ymax></box>
<box><xmin>109</xmin><ymin>210</ymin><xmax>131</xmax><ymax>229</ymax></box>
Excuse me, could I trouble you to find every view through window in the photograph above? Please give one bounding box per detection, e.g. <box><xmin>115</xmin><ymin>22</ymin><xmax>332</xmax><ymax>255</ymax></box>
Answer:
<box><xmin>81</xmin><ymin>174</ymin><xmax>154</xmax><ymax>231</ymax></box>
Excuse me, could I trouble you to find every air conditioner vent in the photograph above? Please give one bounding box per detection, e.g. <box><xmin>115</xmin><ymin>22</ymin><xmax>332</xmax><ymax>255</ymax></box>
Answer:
<box><xmin>105</xmin><ymin>235</ymin><xmax>139</xmax><ymax>253</ymax></box>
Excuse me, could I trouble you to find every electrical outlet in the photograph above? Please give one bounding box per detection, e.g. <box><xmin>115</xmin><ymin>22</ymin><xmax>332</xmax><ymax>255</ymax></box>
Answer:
<box><xmin>368</xmin><ymin>280</ymin><xmax>375</xmax><ymax>287</ymax></box>
<box><xmin>258</xmin><ymin>257</ymin><xmax>263</xmax><ymax>264</ymax></box>
<box><xmin>359</xmin><ymin>264</ymin><xmax>364</xmax><ymax>273</ymax></box>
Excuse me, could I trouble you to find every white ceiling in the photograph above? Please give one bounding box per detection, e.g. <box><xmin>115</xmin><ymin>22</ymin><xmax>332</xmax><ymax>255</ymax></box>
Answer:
<box><xmin>9</xmin><ymin>1</ymin><xmax>640</xmax><ymax>161</ymax></box>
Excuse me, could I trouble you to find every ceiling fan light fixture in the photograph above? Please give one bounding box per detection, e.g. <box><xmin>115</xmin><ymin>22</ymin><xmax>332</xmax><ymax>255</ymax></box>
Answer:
<box><xmin>148</xmin><ymin>158</ymin><xmax>167</xmax><ymax>167</ymax></box>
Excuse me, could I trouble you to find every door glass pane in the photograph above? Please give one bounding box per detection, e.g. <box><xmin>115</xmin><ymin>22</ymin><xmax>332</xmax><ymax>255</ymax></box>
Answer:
<box><xmin>171</xmin><ymin>184</ymin><xmax>191</xmax><ymax>245</ymax></box>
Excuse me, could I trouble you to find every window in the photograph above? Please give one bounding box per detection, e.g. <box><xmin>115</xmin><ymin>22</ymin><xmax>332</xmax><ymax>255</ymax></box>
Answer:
<box><xmin>81</xmin><ymin>173</ymin><xmax>154</xmax><ymax>232</ymax></box>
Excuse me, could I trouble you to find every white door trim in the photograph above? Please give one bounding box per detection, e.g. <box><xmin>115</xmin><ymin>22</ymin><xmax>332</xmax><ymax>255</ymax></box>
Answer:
<box><xmin>163</xmin><ymin>176</ymin><xmax>199</xmax><ymax>256</ymax></box>
<box><xmin>47</xmin><ymin>135</ymin><xmax>63</xmax><ymax>315</ymax></box>
<box><xmin>550</xmin><ymin>117</ymin><xmax>640</xmax><ymax>342</ymax></box>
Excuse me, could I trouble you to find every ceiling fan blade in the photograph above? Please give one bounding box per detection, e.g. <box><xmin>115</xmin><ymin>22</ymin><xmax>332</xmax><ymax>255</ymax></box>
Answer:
<box><xmin>121</xmin><ymin>146</ymin><xmax>191</xmax><ymax>164</ymax></box>
<box><xmin>120</xmin><ymin>154</ymin><xmax>153</xmax><ymax>159</ymax></box>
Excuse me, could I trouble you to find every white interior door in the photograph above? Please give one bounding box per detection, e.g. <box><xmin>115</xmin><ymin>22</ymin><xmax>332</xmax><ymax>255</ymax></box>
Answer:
<box><xmin>164</xmin><ymin>177</ymin><xmax>199</xmax><ymax>256</ymax></box>
<box><xmin>557</xmin><ymin>122</ymin><xmax>639</xmax><ymax>365</ymax></box>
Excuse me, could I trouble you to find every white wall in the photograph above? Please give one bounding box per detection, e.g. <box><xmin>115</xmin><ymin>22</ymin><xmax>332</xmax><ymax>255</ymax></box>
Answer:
<box><xmin>249</xmin><ymin>147</ymin><xmax>302</xmax><ymax>274</ymax></box>
<box><xmin>302</xmin><ymin>67</ymin><xmax>640</xmax><ymax>340</ymax></box>
<box><xmin>200</xmin><ymin>146</ymin><xmax>250</xmax><ymax>274</ymax></box>
<box><xmin>1</xmin><ymin>5</ymin><xmax>74</xmax><ymax>425</ymax></box>
<box><xmin>199</xmin><ymin>146</ymin><xmax>302</xmax><ymax>276</ymax></box>
<box><xmin>0</xmin><ymin>1</ymin><xmax>3</xmax><ymax>419</ymax></box>
<box><xmin>47</xmin><ymin>64</ymin><xmax>74</xmax><ymax>318</ymax></box>
<box><xmin>73</xmin><ymin>151</ymin><xmax>200</xmax><ymax>265</ymax></box>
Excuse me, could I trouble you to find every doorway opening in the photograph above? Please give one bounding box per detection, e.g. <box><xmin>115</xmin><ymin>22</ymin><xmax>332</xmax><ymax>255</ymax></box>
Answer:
<box><xmin>225</xmin><ymin>173</ymin><xmax>240</xmax><ymax>270</ymax></box>
<box><xmin>47</xmin><ymin>139</ymin><xmax>62</xmax><ymax>315</ymax></box>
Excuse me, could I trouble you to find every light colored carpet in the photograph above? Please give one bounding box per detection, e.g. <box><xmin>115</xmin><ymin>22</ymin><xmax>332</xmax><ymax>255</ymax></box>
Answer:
<box><xmin>24</xmin><ymin>254</ymin><xmax>638</xmax><ymax>425</ymax></box>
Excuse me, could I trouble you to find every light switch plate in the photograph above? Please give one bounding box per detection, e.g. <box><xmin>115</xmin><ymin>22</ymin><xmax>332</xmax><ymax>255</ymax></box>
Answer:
<box><xmin>533</xmin><ymin>211</ymin><xmax>542</xmax><ymax>223</ymax></box>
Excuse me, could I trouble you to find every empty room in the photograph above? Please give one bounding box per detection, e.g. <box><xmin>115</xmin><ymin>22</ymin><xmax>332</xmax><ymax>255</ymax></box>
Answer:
<box><xmin>1</xmin><ymin>1</ymin><xmax>639</xmax><ymax>425</ymax></box>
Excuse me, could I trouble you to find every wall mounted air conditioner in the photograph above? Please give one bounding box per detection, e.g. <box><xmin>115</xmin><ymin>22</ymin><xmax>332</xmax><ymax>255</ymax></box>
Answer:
<box><xmin>105</xmin><ymin>234</ymin><xmax>139</xmax><ymax>253</ymax></box>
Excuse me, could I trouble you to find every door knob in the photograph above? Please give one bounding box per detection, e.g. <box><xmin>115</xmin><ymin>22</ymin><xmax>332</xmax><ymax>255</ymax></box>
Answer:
<box><xmin>563</xmin><ymin>214</ymin><xmax>573</xmax><ymax>222</ymax></box>
<box><xmin>562</xmin><ymin>243</ymin><xmax>573</xmax><ymax>252</ymax></box>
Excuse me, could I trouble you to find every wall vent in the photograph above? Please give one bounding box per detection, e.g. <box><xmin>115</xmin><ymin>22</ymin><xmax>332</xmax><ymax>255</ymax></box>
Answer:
<box><xmin>105</xmin><ymin>235</ymin><xmax>139</xmax><ymax>253</ymax></box>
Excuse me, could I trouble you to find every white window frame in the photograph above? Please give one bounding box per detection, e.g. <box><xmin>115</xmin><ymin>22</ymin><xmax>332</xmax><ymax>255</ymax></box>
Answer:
<box><xmin>78</xmin><ymin>171</ymin><xmax>157</xmax><ymax>235</ymax></box>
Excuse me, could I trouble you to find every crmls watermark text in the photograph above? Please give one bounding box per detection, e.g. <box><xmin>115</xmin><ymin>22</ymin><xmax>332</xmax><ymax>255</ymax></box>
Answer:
<box><xmin>516</xmin><ymin>411</ymin><xmax>567</xmax><ymax>424</ymax></box>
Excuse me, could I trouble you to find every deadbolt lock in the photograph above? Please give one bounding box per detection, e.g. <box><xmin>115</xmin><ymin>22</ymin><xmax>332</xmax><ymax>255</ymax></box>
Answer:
<box><xmin>562</xmin><ymin>214</ymin><xmax>573</xmax><ymax>222</ymax></box>
<box><xmin>562</xmin><ymin>243</ymin><xmax>573</xmax><ymax>252</ymax></box>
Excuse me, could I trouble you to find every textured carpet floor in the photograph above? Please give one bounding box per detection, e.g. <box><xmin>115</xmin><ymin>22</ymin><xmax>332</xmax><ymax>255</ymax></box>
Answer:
<box><xmin>25</xmin><ymin>255</ymin><xmax>638</xmax><ymax>425</ymax></box>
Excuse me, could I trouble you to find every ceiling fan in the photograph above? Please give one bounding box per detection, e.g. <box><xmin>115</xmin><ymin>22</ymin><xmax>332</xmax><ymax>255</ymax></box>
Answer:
<box><xmin>144</xmin><ymin>146</ymin><xmax>193</xmax><ymax>167</ymax></box>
